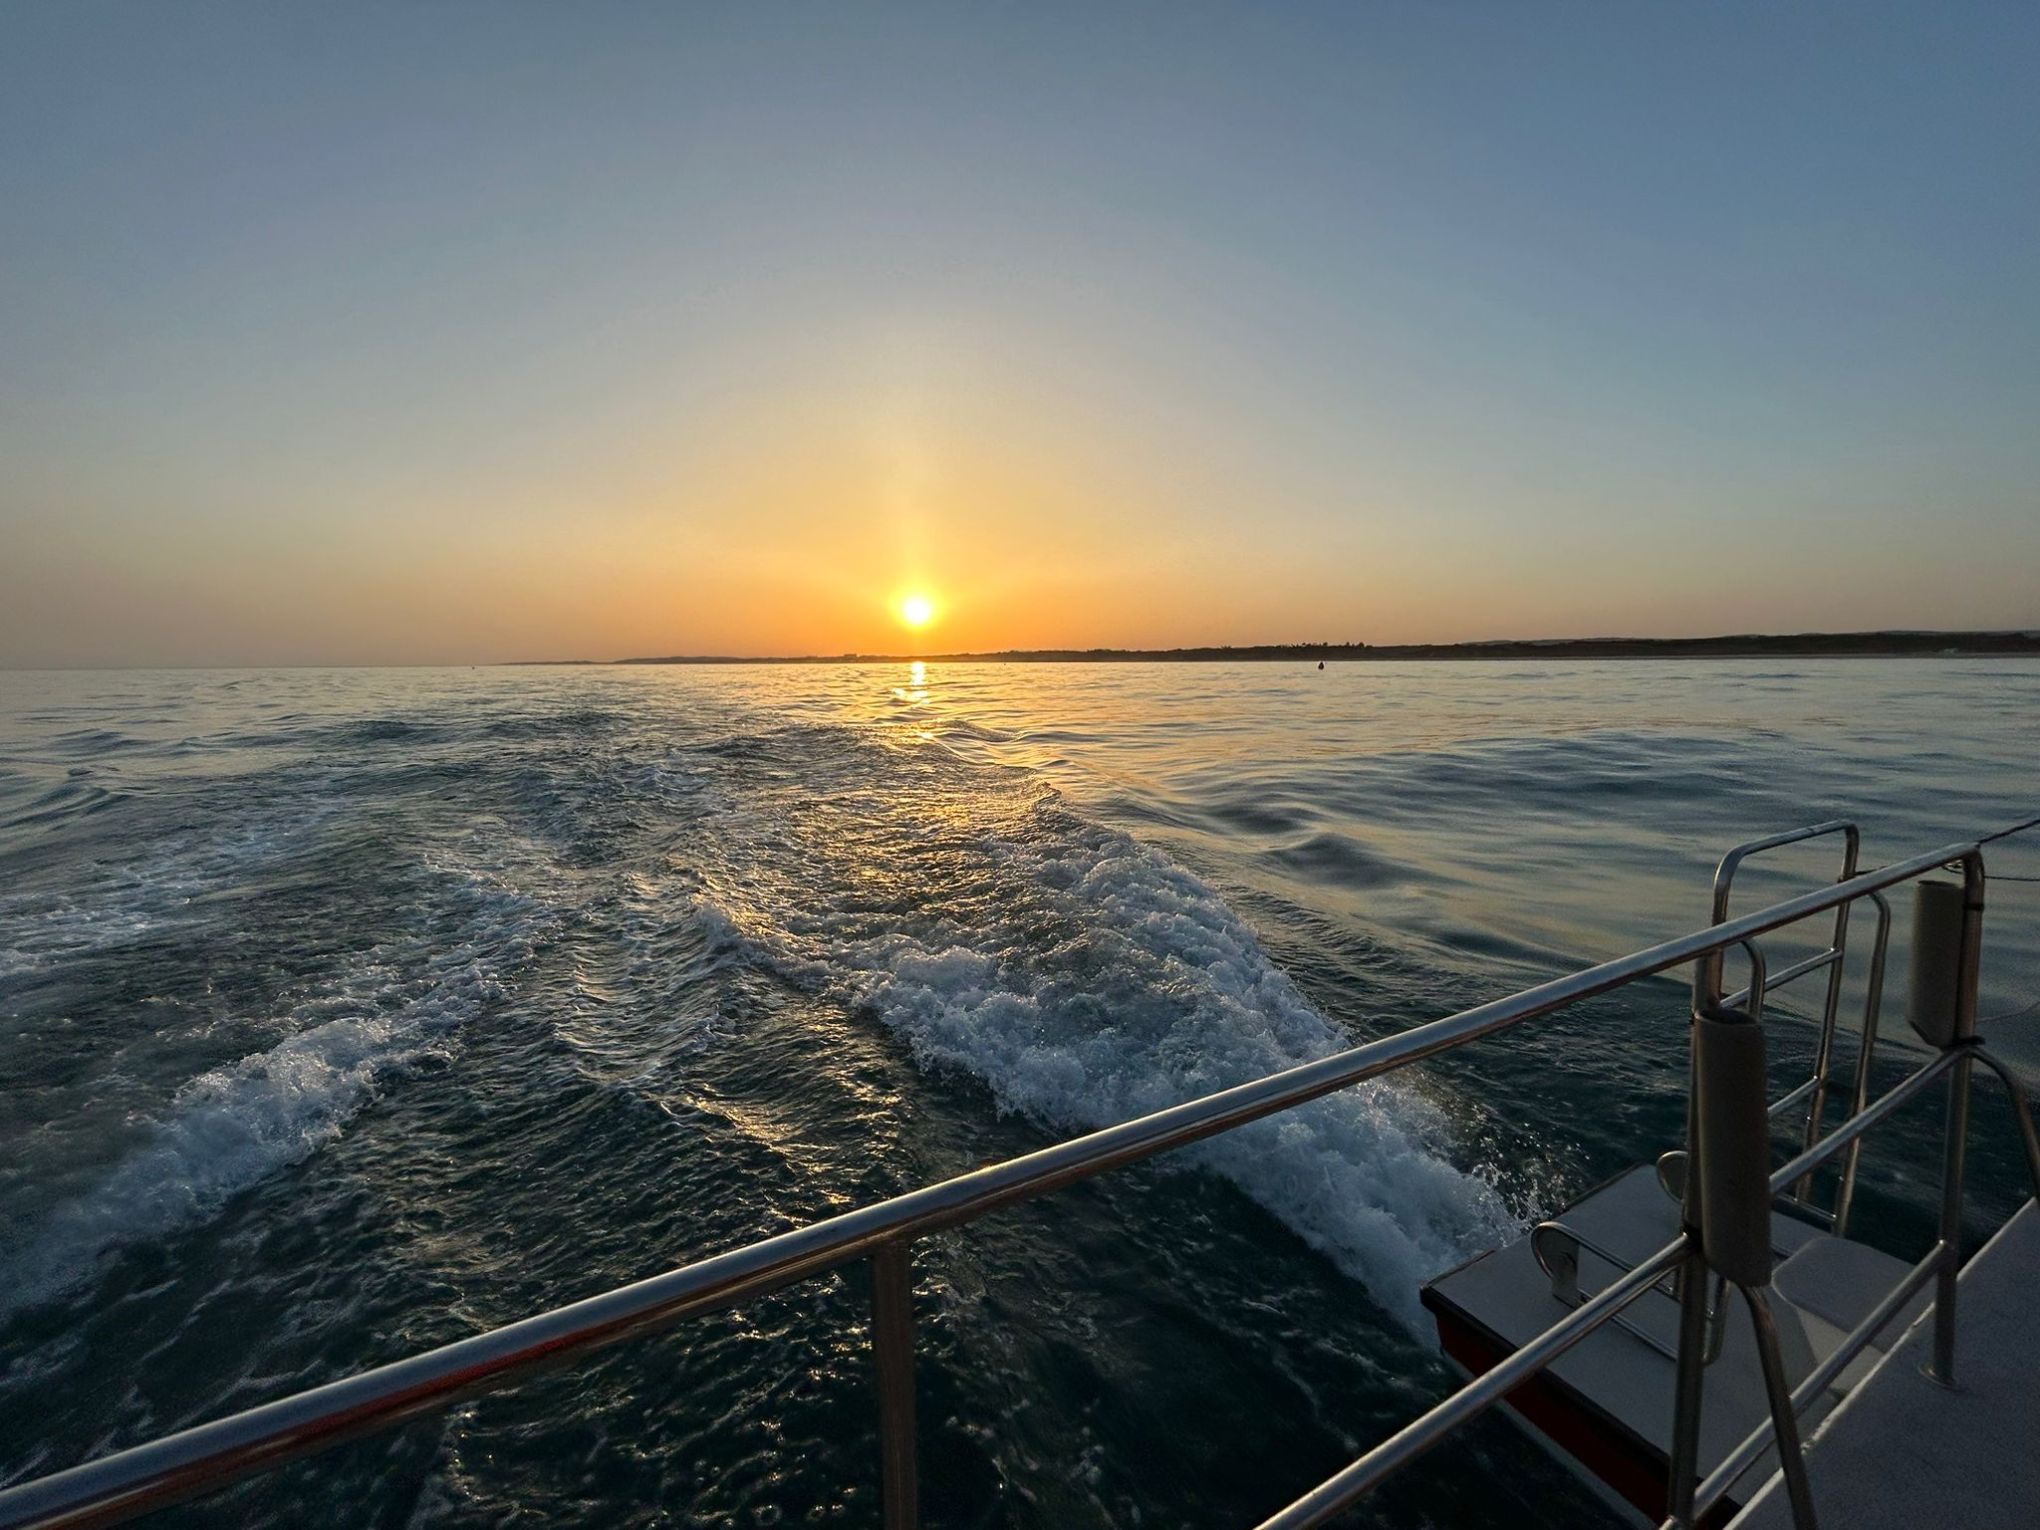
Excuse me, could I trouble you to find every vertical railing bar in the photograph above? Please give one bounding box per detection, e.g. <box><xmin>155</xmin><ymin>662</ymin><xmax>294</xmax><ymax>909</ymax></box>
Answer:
<box><xmin>1682</xmin><ymin>826</ymin><xmax>1857</xmax><ymax>1522</ymax></box>
<box><xmin>869</xmin><ymin>1240</ymin><xmax>919</xmax><ymax>1530</ymax></box>
<box><xmin>1665</xmin><ymin>1245</ymin><xmax>1712</xmax><ymax>1527</ymax></box>
<box><xmin>1665</xmin><ymin>1000</ymin><xmax>1712</xmax><ymax>1529</ymax></box>
<box><xmin>1741</xmin><ymin>1286</ymin><xmax>1819</xmax><ymax>1529</ymax></box>
<box><xmin>1929</xmin><ymin>1055</ymin><xmax>1972</xmax><ymax>1387</ymax></box>
<box><xmin>1252</xmin><ymin>1238</ymin><xmax>1689</xmax><ymax>1530</ymax></box>
<box><xmin>1690</xmin><ymin>1239</ymin><xmax>1944</xmax><ymax>1518</ymax></box>
<box><xmin>1928</xmin><ymin>852</ymin><xmax>1985</xmax><ymax>1386</ymax></box>
<box><xmin>1672</xmin><ymin>856</ymin><xmax>1760</xmax><ymax>1530</ymax></box>
<box><xmin>1740</xmin><ymin>939</ymin><xmax>1769</xmax><ymax>1023</ymax></box>
<box><xmin>1832</xmin><ymin>891</ymin><xmax>1890</xmax><ymax>1238</ymax></box>
<box><xmin>1795</xmin><ymin>832</ymin><xmax>1861</xmax><ymax>1203</ymax></box>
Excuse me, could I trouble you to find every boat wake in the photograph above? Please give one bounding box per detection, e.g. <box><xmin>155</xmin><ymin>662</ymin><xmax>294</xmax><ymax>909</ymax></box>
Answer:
<box><xmin>0</xmin><ymin>839</ymin><xmax>559</xmax><ymax>1318</ymax></box>
<box><xmin>689</xmin><ymin>727</ymin><xmax>1520</xmax><ymax>1326</ymax></box>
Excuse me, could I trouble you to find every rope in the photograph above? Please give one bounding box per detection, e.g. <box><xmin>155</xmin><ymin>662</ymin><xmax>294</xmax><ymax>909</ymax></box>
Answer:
<box><xmin>1980</xmin><ymin>815</ymin><xmax>2040</xmax><ymax>846</ymax></box>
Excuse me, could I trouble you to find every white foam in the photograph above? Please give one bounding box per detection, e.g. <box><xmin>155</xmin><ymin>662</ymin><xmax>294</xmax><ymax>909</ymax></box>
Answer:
<box><xmin>0</xmin><ymin>844</ymin><xmax>555</xmax><ymax>1316</ymax></box>
<box><xmin>727</xmin><ymin>808</ymin><xmax>1520</xmax><ymax>1329</ymax></box>
<box><xmin>6</xmin><ymin>1014</ymin><xmax>410</xmax><ymax>1312</ymax></box>
<box><xmin>0</xmin><ymin>808</ymin><xmax>333</xmax><ymax>985</ymax></box>
<box><xmin>0</xmin><ymin>895</ymin><xmax>158</xmax><ymax>982</ymax></box>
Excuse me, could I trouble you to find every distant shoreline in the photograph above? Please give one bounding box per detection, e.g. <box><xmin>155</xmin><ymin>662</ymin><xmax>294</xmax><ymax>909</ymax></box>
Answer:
<box><xmin>510</xmin><ymin>630</ymin><xmax>2040</xmax><ymax>666</ymax></box>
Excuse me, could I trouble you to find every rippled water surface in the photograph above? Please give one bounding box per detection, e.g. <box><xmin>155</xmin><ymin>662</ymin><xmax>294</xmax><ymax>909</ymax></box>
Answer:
<box><xmin>2</xmin><ymin>661</ymin><xmax>2035</xmax><ymax>1527</ymax></box>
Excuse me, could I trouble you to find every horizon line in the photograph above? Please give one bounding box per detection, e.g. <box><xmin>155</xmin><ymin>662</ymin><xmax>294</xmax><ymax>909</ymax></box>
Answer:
<box><xmin>518</xmin><ymin>626</ymin><xmax>2040</xmax><ymax>667</ymax></box>
<box><xmin>5</xmin><ymin>626</ymin><xmax>2038</xmax><ymax>673</ymax></box>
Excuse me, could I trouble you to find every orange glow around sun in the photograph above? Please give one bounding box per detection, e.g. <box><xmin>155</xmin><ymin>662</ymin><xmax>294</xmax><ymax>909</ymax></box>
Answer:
<box><xmin>898</xmin><ymin>592</ymin><xmax>936</xmax><ymax>629</ymax></box>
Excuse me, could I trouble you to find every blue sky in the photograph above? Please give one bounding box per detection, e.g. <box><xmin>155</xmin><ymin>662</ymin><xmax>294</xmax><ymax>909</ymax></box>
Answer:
<box><xmin>2</xmin><ymin>2</ymin><xmax>2035</xmax><ymax>662</ymax></box>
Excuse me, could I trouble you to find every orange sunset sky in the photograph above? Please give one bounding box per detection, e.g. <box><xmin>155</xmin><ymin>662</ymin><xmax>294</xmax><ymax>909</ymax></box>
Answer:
<box><xmin>3</xmin><ymin>5</ymin><xmax>2035</xmax><ymax>666</ymax></box>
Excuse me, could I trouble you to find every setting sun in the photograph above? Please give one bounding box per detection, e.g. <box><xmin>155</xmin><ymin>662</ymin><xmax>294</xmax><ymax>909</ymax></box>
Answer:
<box><xmin>898</xmin><ymin>593</ymin><xmax>936</xmax><ymax>629</ymax></box>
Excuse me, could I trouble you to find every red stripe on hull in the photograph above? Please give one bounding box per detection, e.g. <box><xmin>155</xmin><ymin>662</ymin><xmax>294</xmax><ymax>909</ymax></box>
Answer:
<box><xmin>1429</xmin><ymin>1306</ymin><xmax>1737</xmax><ymax>1527</ymax></box>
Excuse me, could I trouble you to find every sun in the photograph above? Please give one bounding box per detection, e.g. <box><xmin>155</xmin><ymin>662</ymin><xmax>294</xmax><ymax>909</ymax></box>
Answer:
<box><xmin>898</xmin><ymin>592</ymin><xmax>936</xmax><ymax>629</ymax></box>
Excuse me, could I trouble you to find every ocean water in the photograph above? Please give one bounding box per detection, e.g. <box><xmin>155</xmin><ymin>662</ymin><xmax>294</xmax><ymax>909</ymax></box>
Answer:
<box><xmin>1</xmin><ymin>660</ymin><xmax>2035</xmax><ymax>1528</ymax></box>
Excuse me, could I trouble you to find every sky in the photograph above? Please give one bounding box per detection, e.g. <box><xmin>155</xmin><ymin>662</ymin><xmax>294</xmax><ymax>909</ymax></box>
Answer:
<box><xmin>2</xmin><ymin>2</ymin><xmax>2036</xmax><ymax>665</ymax></box>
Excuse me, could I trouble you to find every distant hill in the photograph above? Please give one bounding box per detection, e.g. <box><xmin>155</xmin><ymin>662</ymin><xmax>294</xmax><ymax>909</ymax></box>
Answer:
<box><xmin>505</xmin><ymin>630</ymin><xmax>2040</xmax><ymax>665</ymax></box>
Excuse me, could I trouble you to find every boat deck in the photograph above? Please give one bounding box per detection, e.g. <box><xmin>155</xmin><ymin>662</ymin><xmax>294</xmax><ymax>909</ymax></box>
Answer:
<box><xmin>1730</xmin><ymin>1198</ymin><xmax>2040</xmax><ymax>1530</ymax></box>
<box><xmin>1420</xmin><ymin>1164</ymin><xmax>1931</xmax><ymax>1522</ymax></box>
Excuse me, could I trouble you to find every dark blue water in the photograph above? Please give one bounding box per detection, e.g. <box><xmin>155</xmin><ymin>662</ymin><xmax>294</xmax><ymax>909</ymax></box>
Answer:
<box><xmin>2</xmin><ymin>662</ymin><xmax>2035</xmax><ymax>1527</ymax></box>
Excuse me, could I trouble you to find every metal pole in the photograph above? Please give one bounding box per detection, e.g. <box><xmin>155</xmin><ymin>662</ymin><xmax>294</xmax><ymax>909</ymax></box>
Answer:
<box><xmin>1767</xmin><ymin>1046</ymin><xmax>1964</xmax><ymax>1195</ymax></box>
<box><xmin>1691</xmin><ymin>1243</ymin><xmax>1943</xmax><ymax>1519</ymax></box>
<box><xmin>1665</xmin><ymin>1257</ymin><xmax>1711</xmax><ymax>1527</ymax></box>
<box><xmin>1255</xmin><ymin>1238</ymin><xmax>1689</xmax><ymax>1529</ymax></box>
<box><xmin>1665</xmin><ymin>1016</ymin><xmax>1711</xmax><ymax>1529</ymax></box>
<box><xmin>1929</xmin><ymin>854</ymin><xmax>1985</xmax><ymax>1386</ymax></box>
<box><xmin>1796</xmin><ymin>836</ymin><xmax>1861</xmax><ymax>1202</ymax></box>
<box><xmin>1743</xmin><ymin>1287</ymin><xmax>1818</xmax><ymax>1529</ymax></box>
<box><xmin>1930</xmin><ymin>1053</ymin><xmax>1972</xmax><ymax>1388</ymax></box>
<box><xmin>869</xmin><ymin>1241</ymin><xmax>919</xmax><ymax>1530</ymax></box>
<box><xmin>1832</xmin><ymin>892</ymin><xmax>1891</xmax><ymax>1239</ymax></box>
<box><xmin>1669</xmin><ymin>887</ymin><xmax>1738</xmax><ymax>1530</ymax></box>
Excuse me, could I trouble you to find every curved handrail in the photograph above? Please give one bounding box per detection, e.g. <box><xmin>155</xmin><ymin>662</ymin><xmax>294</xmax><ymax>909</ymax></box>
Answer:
<box><xmin>1709</xmin><ymin>820</ymin><xmax>1860</xmax><ymax>926</ymax></box>
<box><xmin>1530</xmin><ymin>1219</ymin><xmax>1698</xmax><ymax>1363</ymax></box>
<box><xmin>1702</xmin><ymin>822</ymin><xmax>1869</xmax><ymax>1224</ymax></box>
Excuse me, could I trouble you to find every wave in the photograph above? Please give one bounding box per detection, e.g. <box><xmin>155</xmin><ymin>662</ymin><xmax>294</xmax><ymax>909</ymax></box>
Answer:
<box><xmin>1264</xmin><ymin>830</ymin><xmax>1430</xmax><ymax>889</ymax></box>
<box><xmin>0</xmin><ymin>775</ymin><xmax>131</xmax><ymax>833</ymax></box>
<box><xmin>0</xmin><ymin>842</ymin><xmax>558</xmax><ymax>1317</ymax></box>
<box><xmin>0</xmin><ymin>889</ymin><xmax>159</xmax><ymax>985</ymax></box>
<box><xmin>2</xmin><ymin>1013</ymin><xmax>423</xmax><ymax>1315</ymax></box>
<box><xmin>4</xmin><ymin>692</ymin><xmax>1523</xmax><ymax>1332</ymax></box>
<box><xmin>0</xmin><ymin>803</ymin><xmax>339</xmax><ymax>985</ymax></box>
<box><xmin>695</xmin><ymin>763</ymin><xmax>1519</xmax><ymax>1328</ymax></box>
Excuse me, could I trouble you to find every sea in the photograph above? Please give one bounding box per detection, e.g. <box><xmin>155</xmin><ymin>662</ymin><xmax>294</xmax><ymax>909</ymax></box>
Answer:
<box><xmin>2</xmin><ymin>660</ymin><xmax>2035</xmax><ymax>1528</ymax></box>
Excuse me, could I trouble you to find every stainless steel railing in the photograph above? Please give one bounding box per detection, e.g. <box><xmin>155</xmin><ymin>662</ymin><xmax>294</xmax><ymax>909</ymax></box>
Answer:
<box><xmin>0</xmin><ymin>824</ymin><xmax>2034</xmax><ymax>1530</ymax></box>
<box><xmin>1709</xmin><ymin>819</ymin><xmax>1895</xmax><ymax>1228</ymax></box>
<box><xmin>1265</xmin><ymin>820</ymin><xmax>2040</xmax><ymax>1530</ymax></box>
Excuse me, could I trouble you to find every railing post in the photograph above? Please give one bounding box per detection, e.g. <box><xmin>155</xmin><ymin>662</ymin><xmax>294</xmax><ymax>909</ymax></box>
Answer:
<box><xmin>1832</xmin><ymin>891</ymin><xmax>1892</xmax><ymax>1240</ymax></box>
<box><xmin>1743</xmin><ymin>1287</ymin><xmax>1819</xmax><ymax>1530</ymax></box>
<box><xmin>1665</xmin><ymin>1011</ymin><xmax>1711</xmax><ymax>1528</ymax></box>
<box><xmin>1797</xmin><ymin>832</ymin><xmax>1860</xmax><ymax>1203</ymax></box>
<box><xmin>1930</xmin><ymin>1050</ymin><xmax>1972</xmax><ymax>1388</ymax></box>
<box><xmin>869</xmin><ymin>1239</ymin><xmax>920</xmax><ymax>1530</ymax></box>
<box><xmin>1666</xmin><ymin>1249</ymin><xmax>1711</xmax><ymax>1527</ymax></box>
<box><xmin>1921</xmin><ymin>859</ymin><xmax>1984</xmax><ymax>1388</ymax></box>
<box><xmin>1671</xmin><ymin>912</ymin><xmax>1743</xmax><ymax>1530</ymax></box>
